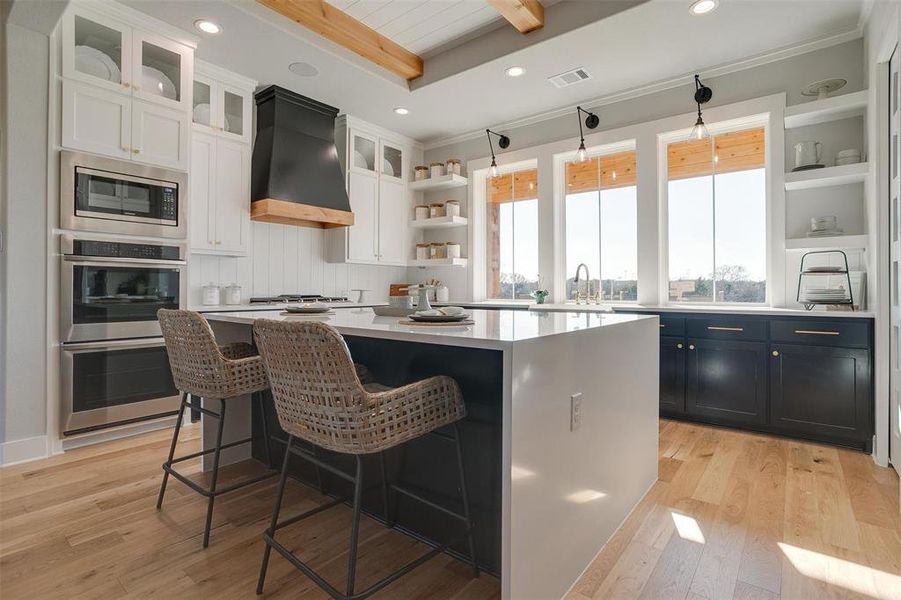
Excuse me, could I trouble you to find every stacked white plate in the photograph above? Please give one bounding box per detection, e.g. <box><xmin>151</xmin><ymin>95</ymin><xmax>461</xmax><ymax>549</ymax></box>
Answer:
<box><xmin>75</xmin><ymin>45</ymin><xmax>120</xmax><ymax>82</ymax></box>
<box><xmin>807</xmin><ymin>215</ymin><xmax>842</xmax><ymax>237</ymax></box>
<box><xmin>801</xmin><ymin>288</ymin><xmax>850</xmax><ymax>302</ymax></box>
<box><xmin>142</xmin><ymin>65</ymin><xmax>177</xmax><ymax>100</ymax></box>
<box><xmin>836</xmin><ymin>149</ymin><xmax>861</xmax><ymax>166</ymax></box>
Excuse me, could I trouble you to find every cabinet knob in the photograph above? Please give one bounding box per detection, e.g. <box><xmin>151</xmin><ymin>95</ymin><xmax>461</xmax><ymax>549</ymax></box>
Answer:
<box><xmin>121</xmin><ymin>146</ymin><xmax>129</xmax><ymax>152</ymax></box>
<box><xmin>772</xmin><ymin>350</ymin><xmax>780</xmax><ymax>357</ymax></box>
<box><xmin>676</xmin><ymin>343</ymin><xmax>683</xmax><ymax>349</ymax></box>
<box><xmin>132</xmin><ymin>149</ymin><xmax>140</xmax><ymax>154</ymax></box>
<box><xmin>688</xmin><ymin>344</ymin><xmax>695</xmax><ymax>350</ymax></box>
<box><xmin>122</xmin><ymin>82</ymin><xmax>130</xmax><ymax>88</ymax></box>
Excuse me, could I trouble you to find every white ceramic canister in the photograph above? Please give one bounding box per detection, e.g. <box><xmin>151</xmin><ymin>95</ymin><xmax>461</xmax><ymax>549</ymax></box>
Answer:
<box><xmin>445</xmin><ymin>200</ymin><xmax>461</xmax><ymax>217</ymax></box>
<box><xmin>414</xmin><ymin>165</ymin><xmax>430</xmax><ymax>181</ymax></box>
<box><xmin>445</xmin><ymin>159</ymin><xmax>462</xmax><ymax>176</ymax></box>
<box><xmin>414</xmin><ymin>204</ymin><xmax>430</xmax><ymax>220</ymax></box>
<box><xmin>202</xmin><ymin>282</ymin><xmax>220</xmax><ymax>306</ymax></box>
<box><xmin>225</xmin><ymin>283</ymin><xmax>242</xmax><ymax>305</ymax></box>
<box><xmin>416</xmin><ymin>243</ymin><xmax>431</xmax><ymax>261</ymax></box>
<box><xmin>446</xmin><ymin>242</ymin><xmax>461</xmax><ymax>259</ymax></box>
<box><xmin>430</xmin><ymin>242</ymin><xmax>447</xmax><ymax>259</ymax></box>
<box><xmin>436</xmin><ymin>285</ymin><xmax>450</xmax><ymax>302</ymax></box>
<box><xmin>430</xmin><ymin>162</ymin><xmax>445</xmax><ymax>178</ymax></box>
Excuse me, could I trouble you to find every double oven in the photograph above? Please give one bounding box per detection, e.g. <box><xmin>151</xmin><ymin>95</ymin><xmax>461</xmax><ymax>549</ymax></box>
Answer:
<box><xmin>60</xmin><ymin>151</ymin><xmax>188</xmax><ymax>435</ymax></box>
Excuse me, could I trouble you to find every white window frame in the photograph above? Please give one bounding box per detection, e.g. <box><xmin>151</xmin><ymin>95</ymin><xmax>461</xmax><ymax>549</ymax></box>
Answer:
<box><xmin>658</xmin><ymin>114</ymin><xmax>775</xmax><ymax>306</ymax></box>
<box><xmin>469</xmin><ymin>157</ymin><xmax>539</xmax><ymax>302</ymax></box>
<box><xmin>553</xmin><ymin>139</ymin><xmax>638</xmax><ymax>303</ymax></box>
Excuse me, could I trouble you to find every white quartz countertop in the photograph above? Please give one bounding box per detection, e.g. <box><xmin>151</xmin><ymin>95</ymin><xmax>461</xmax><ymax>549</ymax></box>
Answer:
<box><xmin>204</xmin><ymin>307</ymin><xmax>657</xmax><ymax>350</ymax></box>
<box><xmin>528</xmin><ymin>303</ymin><xmax>874</xmax><ymax>319</ymax></box>
<box><xmin>192</xmin><ymin>301</ymin><xmax>388</xmax><ymax>313</ymax></box>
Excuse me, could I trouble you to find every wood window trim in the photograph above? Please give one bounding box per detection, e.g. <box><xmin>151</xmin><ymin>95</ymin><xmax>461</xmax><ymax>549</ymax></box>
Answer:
<box><xmin>667</xmin><ymin>127</ymin><xmax>765</xmax><ymax>181</ymax></box>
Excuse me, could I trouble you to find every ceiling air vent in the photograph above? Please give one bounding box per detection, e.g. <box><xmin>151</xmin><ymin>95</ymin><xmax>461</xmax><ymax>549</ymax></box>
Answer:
<box><xmin>548</xmin><ymin>67</ymin><xmax>592</xmax><ymax>89</ymax></box>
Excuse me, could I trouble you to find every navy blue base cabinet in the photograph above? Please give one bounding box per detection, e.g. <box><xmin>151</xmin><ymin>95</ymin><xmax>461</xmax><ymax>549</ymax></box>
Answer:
<box><xmin>629</xmin><ymin>311</ymin><xmax>874</xmax><ymax>452</ymax></box>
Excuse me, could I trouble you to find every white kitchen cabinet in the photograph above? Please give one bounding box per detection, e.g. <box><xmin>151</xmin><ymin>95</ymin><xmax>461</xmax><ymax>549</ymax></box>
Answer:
<box><xmin>378</xmin><ymin>178</ymin><xmax>407</xmax><ymax>264</ymax></box>
<box><xmin>190</xmin><ymin>132</ymin><xmax>216</xmax><ymax>252</ymax></box>
<box><xmin>346</xmin><ymin>171</ymin><xmax>380</xmax><ymax>263</ymax></box>
<box><xmin>189</xmin><ymin>132</ymin><xmax>251</xmax><ymax>256</ymax></box>
<box><xmin>215</xmin><ymin>139</ymin><xmax>251</xmax><ymax>253</ymax></box>
<box><xmin>131</xmin><ymin>29</ymin><xmax>193</xmax><ymax>113</ymax></box>
<box><xmin>62</xmin><ymin>80</ymin><xmax>131</xmax><ymax>159</ymax></box>
<box><xmin>59</xmin><ymin>3</ymin><xmax>195</xmax><ymax>169</ymax></box>
<box><xmin>328</xmin><ymin>116</ymin><xmax>421</xmax><ymax>266</ymax></box>
<box><xmin>192</xmin><ymin>61</ymin><xmax>254</xmax><ymax>145</ymax></box>
<box><xmin>131</xmin><ymin>99</ymin><xmax>189</xmax><ymax>169</ymax></box>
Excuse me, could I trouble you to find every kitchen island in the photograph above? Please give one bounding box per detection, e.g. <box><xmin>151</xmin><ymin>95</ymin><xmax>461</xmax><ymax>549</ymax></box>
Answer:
<box><xmin>204</xmin><ymin>308</ymin><xmax>659</xmax><ymax>599</ymax></box>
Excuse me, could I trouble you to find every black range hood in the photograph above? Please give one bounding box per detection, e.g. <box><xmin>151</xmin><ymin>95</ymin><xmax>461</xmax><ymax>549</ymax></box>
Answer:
<box><xmin>250</xmin><ymin>85</ymin><xmax>353</xmax><ymax>229</ymax></box>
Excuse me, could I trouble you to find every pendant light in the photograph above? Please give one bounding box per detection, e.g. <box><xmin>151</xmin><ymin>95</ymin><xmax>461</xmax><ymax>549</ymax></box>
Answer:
<box><xmin>690</xmin><ymin>74</ymin><xmax>713</xmax><ymax>140</ymax></box>
<box><xmin>486</xmin><ymin>129</ymin><xmax>510</xmax><ymax>177</ymax></box>
<box><xmin>575</xmin><ymin>106</ymin><xmax>600</xmax><ymax>162</ymax></box>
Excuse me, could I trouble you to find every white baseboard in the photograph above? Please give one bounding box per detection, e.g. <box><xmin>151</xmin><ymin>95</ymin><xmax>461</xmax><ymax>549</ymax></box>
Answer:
<box><xmin>0</xmin><ymin>435</ymin><xmax>49</xmax><ymax>467</ymax></box>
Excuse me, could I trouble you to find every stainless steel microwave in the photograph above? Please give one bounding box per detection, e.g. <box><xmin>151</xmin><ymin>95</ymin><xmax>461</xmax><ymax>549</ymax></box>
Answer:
<box><xmin>60</xmin><ymin>150</ymin><xmax>188</xmax><ymax>239</ymax></box>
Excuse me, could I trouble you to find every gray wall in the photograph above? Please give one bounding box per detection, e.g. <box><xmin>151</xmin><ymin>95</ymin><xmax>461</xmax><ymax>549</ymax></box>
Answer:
<box><xmin>416</xmin><ymin>38</ymin><xmax>865</xmax><ymax>297</ymax></box>
<box><xmin>2</xmin><ymin>22</ymin><xmax>50</xmax><ymax>447</ymax></box>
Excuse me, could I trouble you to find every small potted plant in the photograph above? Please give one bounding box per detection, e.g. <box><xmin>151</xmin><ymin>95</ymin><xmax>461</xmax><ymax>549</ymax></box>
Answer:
<box><xmin>530</xmin><ymin>277</ymin><xmax>549</xmax><ymax>304</ymax></box>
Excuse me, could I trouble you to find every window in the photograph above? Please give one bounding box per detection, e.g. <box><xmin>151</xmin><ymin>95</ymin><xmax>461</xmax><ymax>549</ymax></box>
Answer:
<box><xmin>564</xmin><ymin>150</ymin><xmax>638</xmax><ymax>301</ymax></box>
<box><xmin>486</xmin><ymin>168</ymin><xmax>539</xmax><ymax>299</ymax></box>
<box><xmin>666</xmin><ymin>126</ymin><xmax>766</xmax><ymax>303</ymax></box>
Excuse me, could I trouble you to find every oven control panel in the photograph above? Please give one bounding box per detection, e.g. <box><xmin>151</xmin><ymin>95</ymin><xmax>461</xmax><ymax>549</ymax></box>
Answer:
<box><xmin>72</xmin><ymin>239</ymin><xmax>182</xmax><ymax>261</ymax></box>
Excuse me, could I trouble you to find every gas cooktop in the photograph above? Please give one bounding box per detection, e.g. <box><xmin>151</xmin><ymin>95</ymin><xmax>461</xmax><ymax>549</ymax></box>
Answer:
<box><xmin>248</xmin><ymin>294</ymin><xmax>350</xmax><ymax>304</ymax></box>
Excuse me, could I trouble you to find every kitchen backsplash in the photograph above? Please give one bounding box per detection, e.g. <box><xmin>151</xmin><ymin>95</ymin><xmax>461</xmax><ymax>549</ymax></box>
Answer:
<box><xmin>188</xmin><ymin>221</ymin><xmax>407</xmax><ymax>305</ymax></box>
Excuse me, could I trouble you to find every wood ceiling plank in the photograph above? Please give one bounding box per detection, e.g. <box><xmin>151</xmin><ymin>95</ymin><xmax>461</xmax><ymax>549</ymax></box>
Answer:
<box><xmin>487</xmin><ymin>0</ymin><xmax>544</xmax><ymax>33</ymax></box>
<box><xmin>667</xmin><ymin>127</ymin><xmax>764</xmax><ymax>181</ymax></box>
<box><xmin>257</xmin><ymin>0</ymin><xmax>424</xmax><ymax>80</ymax></box>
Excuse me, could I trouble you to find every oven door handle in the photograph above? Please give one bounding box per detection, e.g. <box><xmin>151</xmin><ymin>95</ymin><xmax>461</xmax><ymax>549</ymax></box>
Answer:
<box><xmin>62</xmin><ymin>338</ymin><xmax>167</xmax><ymax>351</ymax></box>
<box><xmin>63</xmin><ymin>256</ymin><xmax>186</xmax><ymax>266</ymax></box>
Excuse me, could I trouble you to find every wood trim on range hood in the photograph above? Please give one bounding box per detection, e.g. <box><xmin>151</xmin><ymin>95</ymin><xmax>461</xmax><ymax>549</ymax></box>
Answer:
<box><xmin>251</xmin><ymin>198</ymin><xmax>354</xmax><ymax>229</ymax></box>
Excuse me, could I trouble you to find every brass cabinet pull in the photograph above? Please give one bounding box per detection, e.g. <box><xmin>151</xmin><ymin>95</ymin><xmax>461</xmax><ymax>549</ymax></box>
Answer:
<box><xmin>793</xmin><ymin>329</ymin><xmax>840</xmax><ymax>336</ymax></box>
<box><xmin>689</xmin><ymin>344</ymin><xmax>695</xmax><ymax>350</ymax></box>
<box><xmin>772</xmin><ymin>350</ymin><xmax>780</xmax><ymax>357</ymax></box>
<box><xmin>707</xmin><ymin>326</ymin><xmax>744</xmax><ymax>332</ymax></box>
<box><xmin>677</xmin><ymin>343</ymin><xmax>683</xmax><ymax>349</ymax></box>
<box><xmin>659</xmin><ymin>324</ymin><xmax>665</xmax><ymax>328</ymax></box>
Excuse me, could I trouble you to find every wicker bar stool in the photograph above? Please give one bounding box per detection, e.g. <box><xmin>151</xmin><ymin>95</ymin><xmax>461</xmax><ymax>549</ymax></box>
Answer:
<box><xmin>252</xmin><ymin>319</ymin><xmax>478</xmax><ymax>599</ymax></box>
<box><xmin>156</xmin><ymin>309</ymin><xmax>276</xmax><ymax>547</ymax></box>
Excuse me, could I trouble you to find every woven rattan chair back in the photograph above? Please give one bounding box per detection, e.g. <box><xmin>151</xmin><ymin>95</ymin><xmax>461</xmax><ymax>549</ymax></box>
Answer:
<box><xmin>158</xmin><ymin>309</ymin><xmax>268</xmax><ymax>400</ymax></box>
<box><xmin>253</xmin><ymin>319</ymin><xmax>466</xmax><ymax>455</ymax></box>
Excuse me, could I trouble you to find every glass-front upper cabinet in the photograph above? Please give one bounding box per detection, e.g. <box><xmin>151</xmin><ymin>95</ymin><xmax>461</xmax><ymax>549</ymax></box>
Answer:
<box><xmin>132</xmin><ymin>31</ymin><xmax>192</xmax><ymax>111</ymax></box>
<box><xmin>191</xmin><ymin>64</ymin><xmax>254</xmax><ymax>144</ymax></box>
<box><xmin>62</xmin><ymin>10</ymin><xmax>132</xmax><ymax>93</ymax></box>
<box><xmin>350</xmin><ymin>130</ymin><xmax>378</xmax><ymax>175</ymax></box>
<box><xmin>379</xmin><ymin>140</ymin><xmax>404</xmax><ymax>181</ymax></box>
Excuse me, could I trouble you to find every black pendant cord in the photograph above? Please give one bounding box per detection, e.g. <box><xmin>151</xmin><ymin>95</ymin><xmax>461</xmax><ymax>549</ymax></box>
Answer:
<box><xmin>485</xmin><ymin>129</ymin><xmax>497</xmax><ymax>163</ymax></box>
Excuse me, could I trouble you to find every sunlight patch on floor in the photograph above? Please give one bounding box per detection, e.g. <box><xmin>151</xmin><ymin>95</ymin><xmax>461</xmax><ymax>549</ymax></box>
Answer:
<box><xmin>779</xmin><ymin>542</ymin><xmax>900</xmax><ymax>599</ymax></box>
<box><xmin>671</xmin><ymin>511</ymin><xmax>705</xmax><ymax>544</ymax></box>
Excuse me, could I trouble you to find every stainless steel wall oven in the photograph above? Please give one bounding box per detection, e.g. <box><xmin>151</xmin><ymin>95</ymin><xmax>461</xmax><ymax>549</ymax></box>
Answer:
<box><xmin>60</xmin><ymin>236</ymin><xmax>186</xmax><ymax>435</ymax></box>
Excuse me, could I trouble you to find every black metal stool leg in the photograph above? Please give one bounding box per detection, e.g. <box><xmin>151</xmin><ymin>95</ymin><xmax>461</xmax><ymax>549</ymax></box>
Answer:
<box><xmin>157</xmin><ymin>392</ymin><xmax>188</xmax><ymax>510</ymax></box>
<box><xmin>258</xmin><ymin>435</ymin><xmax>293</xmax><ymax>595</ymax></box>
<box><xmin>202</xmin><ymin>398</ymin><xmax>227</xmax><ymax>548</ymax></box>
<box><xmin>379</xmin><ymin>451</ymin><xmax>394</xmax><ymax>527</ymax></box>
<box><xmin>346</xmin><ymin>454</ymin><xmax>365</xmax><ymax>597</ymax></box>
<box><xmin>453</xmin><ymin>423</ymin><xmax>479</xmax><ymax>577</ymax></box>
<box><xmin>256</xmin><ymin>392</ymin><xmax>273</xmax><ymax>469</ymax></box>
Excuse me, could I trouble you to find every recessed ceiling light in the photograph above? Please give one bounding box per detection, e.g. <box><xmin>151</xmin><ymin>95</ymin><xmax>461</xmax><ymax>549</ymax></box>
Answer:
<box><xmin>393</xmin><ymin>107</ymin><xmax>409</xmax><ymax>115</ymax></box>
<box><xmin>193</xmin><ymin>19</ymin><xmax>222</xmax><ymax>34</ymax></box>
<box><xmin>288</xmin><ymin>62</ymin><xmax>319</xmax><ymax>77</ymax></box>
<box><xmin>505</xmin><ymin>66</ymin><xmax>526</xmax><ymax>78</ymax></box>
<box><xmin>689</xmin><ymin>0</ymin><xmax>718</xmax><ymax>15</ymax></box>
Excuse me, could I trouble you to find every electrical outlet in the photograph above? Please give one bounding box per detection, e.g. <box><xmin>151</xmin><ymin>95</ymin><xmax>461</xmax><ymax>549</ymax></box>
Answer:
<box><xmin>570</xmin><ymin>393</ymin><xmax>582</xmax><ymax>431</ymax></box>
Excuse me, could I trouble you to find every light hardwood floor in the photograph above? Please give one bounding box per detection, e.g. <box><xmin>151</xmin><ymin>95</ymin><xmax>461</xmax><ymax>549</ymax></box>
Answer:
<box><xmin>0</xmin><ymin>420</ymin><xmax>898</xmax><ymax>599</ymax></box>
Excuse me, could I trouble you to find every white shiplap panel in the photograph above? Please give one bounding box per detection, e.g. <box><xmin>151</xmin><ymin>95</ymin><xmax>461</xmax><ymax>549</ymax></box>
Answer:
<box><xmin>284</xmin><ymin>226</ymin><xmax>299</xmax><ymax>293</ymax></box>
<box><xmin>402</xmin><ymin>4</ymin><xmax>500</xmax><ymax>54</ymax></box>
<box><xmin>268</xmin><ymin>225</ymin><xmax>286</xmax><ymax>295</ymax></box>
<box><xmin>252</xmin><ymin>222</ymin><xmax>270</xmax><ymax>296</ymax></box>
<box><xmin>356</xmin><ymin>0</ymin><xmax>413</xmax><ymax>30</ymax></box>
<box><xmin>341</xmin><ymin>0</ymin><xmax>391</xmax><ymax>21</ymax></box>
<box><xmin>298</xmin><ymin>227</ymin><xmax>313</xmax><ymax>293</ymax></box>
<box><xmin>218</xmin><ymin>256</ymin><xmax>238</xmax><ymax>287</ymax></box>
<box><xmin>378</xmin><ymin>0</ymin><xmax>465</xmax><ymax>40</ymax></box>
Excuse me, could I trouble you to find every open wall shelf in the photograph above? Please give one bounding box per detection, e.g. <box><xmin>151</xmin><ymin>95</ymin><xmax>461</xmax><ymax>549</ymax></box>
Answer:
<box><xmin>784</xmin><ymin>162</ymin><xmax>868</xmax><ymax>191</ymax></box>
<box><xmin>784</xmin><ymin>90</ymin><xmax>868</xmax><ymax>129</ymax></box>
